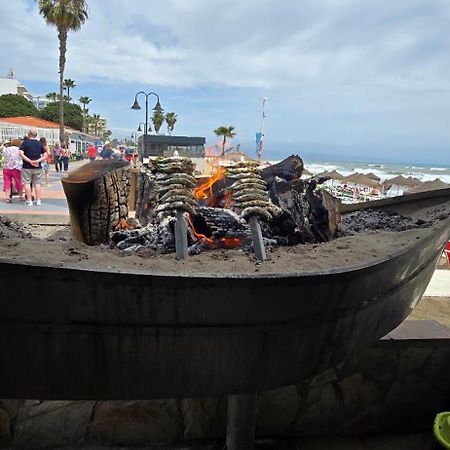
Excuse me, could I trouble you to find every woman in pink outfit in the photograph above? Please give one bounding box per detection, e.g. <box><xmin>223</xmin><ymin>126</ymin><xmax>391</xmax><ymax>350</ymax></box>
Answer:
<box><xmin>2</xmin><ymin>138</ymin><xmax>24</xmax><ymax>203</ymax></box>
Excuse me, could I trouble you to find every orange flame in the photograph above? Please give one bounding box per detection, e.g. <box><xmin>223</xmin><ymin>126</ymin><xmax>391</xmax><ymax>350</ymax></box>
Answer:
<box><xmin>193</xmin><ymin>167</ymin><xmax>226</xmax><ymax>200</ymax></box>
<box><xmin>187</xmin><ymin>214</ymin><xmax>241</xmax><ymax>249</ymax></box>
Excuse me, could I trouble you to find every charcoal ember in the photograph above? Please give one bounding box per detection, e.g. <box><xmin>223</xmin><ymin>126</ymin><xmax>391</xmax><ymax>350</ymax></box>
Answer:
<box><xmin>110</xmin><ymin>231</ymin><xmax>130</xmax><ymax>245</ymax></box>
<box><xmin>191</xmin><ymin>207</ymin><xmax>250</xmax><ymax>240</ymax></box>
<box><xmin>123</xmin><ymin>244</ymin><xmax>143</xmax><ymax>252</ymax></box>
<box><xmin>338</xmin><ymin>209</ymin><xmax>432</xmax><ymax>235</ymax></box>
<box><xmin>263</xmin><ymin>210</ymin><xmax>303</xmax><ymax>245</ymax></box>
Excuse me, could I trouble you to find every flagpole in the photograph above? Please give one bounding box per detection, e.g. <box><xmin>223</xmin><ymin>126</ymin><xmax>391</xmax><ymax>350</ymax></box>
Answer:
<box><xmin>257</xmin><ymin>97</ymin><xmax>267</xmax><ymax>163</ymax></box>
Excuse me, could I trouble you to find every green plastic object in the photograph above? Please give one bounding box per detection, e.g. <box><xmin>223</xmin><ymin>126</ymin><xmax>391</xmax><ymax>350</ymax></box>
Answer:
<box><xmin>434</xmin><ymin>412</ymin><xmax>450</xmax><ymax>449</ymax></box>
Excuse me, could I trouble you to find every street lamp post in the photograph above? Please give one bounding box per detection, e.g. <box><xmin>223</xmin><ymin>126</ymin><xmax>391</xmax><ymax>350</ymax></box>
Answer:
<box><xmin>137</xmin><ymin>122</ymin><xmax>151</xmax><ymax>134</ymax></box>
<box><xmin>131</xmin><ymin>91</ymin><xmax>163</xmax><ymax>138</ymax></box>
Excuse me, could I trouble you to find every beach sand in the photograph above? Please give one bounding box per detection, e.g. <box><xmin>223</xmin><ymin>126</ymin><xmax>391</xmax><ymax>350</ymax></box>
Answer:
<box><xmin>0</xmin><ymin>218</ymin><xmax>443</xmax><ymax>276</ymax></box>
<box><xmin>409</xmin><ymin>295</ymin><xmax>450</xmax><ymax>327</ymax></box>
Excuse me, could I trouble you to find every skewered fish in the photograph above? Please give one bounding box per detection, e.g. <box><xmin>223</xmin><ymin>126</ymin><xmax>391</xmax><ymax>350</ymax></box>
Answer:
<box><xmin>226</xmin><ymin>161</ymin><xmax>276</xmax><ymax>222</ymax></box>
<box><xmin>153</xmin><ymin>154</ymin><xmax>198</xmax><ymax>218</ymax></box>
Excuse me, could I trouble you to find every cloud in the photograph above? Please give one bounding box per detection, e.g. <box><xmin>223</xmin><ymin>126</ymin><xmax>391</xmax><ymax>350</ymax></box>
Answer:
<box><xmin>3</xmin><ymin>0</ymin><xmax>450</xmax><ymax>93</ymax></box>
<box><xmin>1</xmin><ymin>0</ymin><xmax>450</xmax><ymax>163</ymax></box>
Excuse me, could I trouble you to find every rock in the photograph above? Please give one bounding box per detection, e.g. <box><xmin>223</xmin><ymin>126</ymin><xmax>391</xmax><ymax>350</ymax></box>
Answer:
<box><xmin>13</xmin><ymin>400</ymin><xmax>94</xmax><ymax>448</ymax></box>
<box><xmin>293</xmin><ymin>383</ymin><xmax>343</xmax><ymax>435</ymax></box>
<box><xmin>91</xmin><ymin>400</ymin><xmax>181</xmax><ymax>446</ymax></box>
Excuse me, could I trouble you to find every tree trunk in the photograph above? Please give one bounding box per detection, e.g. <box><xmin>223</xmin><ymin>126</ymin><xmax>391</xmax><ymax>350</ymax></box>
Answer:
<box><xmin>222</xmin><ymin>135</ymin><xmax>226</xmax><ymax>156</ymax></box>
<box><xmin>58</xmin><ymin>27</ymin><xmax>67</xmax><ymax>145</ymax></box>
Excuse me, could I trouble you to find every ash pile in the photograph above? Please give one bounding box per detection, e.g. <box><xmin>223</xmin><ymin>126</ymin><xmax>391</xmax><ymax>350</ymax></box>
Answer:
<box><xmin>338</xmin><ymin>209</ymin><xmax>432</xmax><ymax>235</ymax></box>
<box><xmin>109</xmin><ymin>155</ymin><xmax>341</xmax><ymax>256</ymax></box>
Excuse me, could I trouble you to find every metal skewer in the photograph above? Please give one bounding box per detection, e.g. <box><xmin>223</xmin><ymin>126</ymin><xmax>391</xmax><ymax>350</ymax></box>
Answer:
<box><xmin>248</xmin><ymin>215</ymin><xmax>266</xmax><ymax>261</ymax></box>
<box><xmin>175</xmin><ymin>209</ymin><xmax>188</xmax><ymax>260</ymax></box>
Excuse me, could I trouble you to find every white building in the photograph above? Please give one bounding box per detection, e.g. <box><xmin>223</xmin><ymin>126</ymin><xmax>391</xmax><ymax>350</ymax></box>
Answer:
<box><xmin>0</xmin><ymin>74</ymin><xmax>33</xmax><ymax>101</ymax></box>
<box><xmin>32</xmin><ymin>95</ymin><xmax>53</xmax><ymax>110</ymax></box>
<box><xmin>0</xmin><ymin>116</ymin><xmax>97</xmax><ymax>157</ymax></box>
<box><xmin>0</xmin><ymin>116</ymin><xmax>59</xmax><ymax>145</ymax></box>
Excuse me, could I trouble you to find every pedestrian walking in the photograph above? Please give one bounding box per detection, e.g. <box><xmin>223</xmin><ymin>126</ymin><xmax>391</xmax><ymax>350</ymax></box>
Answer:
<box><xmin>2</xmin><ymin>138</ymin><xmax>24</xmax><ymax>203</ymax></box>
<box><xmin>88</xmin><ymin>143</ymin><xmax>96</xmax><ymax>162</ymax></box>
<box><xmin>39</xmin><ymin>137</ymin><xmax>50</xmax><ymax>187</ymax></box>
<box><xmin>19</xmin><ymin>128</ymin><xmax>47</xmax><ymax>206</ymax></box>
<box><xmin>62</xmin><ymin>146</ymin><xmax>71</xmax><ymax>171</ymax></box>
<box><xmin>53</xmin><ymin>142</ymin><xmax>63</xmax><ymax>172</ymax></box>
<box><xmin>100</xmin><ymin>141</ymin><xmax>114</xmax><ymax>159</ymax></box>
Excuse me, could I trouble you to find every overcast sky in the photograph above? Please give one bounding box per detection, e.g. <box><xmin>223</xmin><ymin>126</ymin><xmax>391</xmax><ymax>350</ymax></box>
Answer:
<box><xmin>1</xmin><ymin>0</ymin><xmax>450</xmax><ymax>164</ymax></box>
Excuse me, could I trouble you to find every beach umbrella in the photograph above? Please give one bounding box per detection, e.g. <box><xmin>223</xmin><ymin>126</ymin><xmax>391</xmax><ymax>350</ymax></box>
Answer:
<box><xmin>316</xmin><ymin>169</ymin><xmax>345</xmax><ymax>180</ymax></box>
<box><xmin>406</xmin><ymin>178</ymin><xmax>450</xmax><ymax>194</ymax></box>
<box><xmin>344</xmin><ymin>173</ymin><xmax>380</xmax><ymax>189</ymax></box>
<box><xmin>384</xmin><ymin>175</ymin><xmax>422</xmax><ymax>188</ymax></box>
<box><xmin>224</xmin><ymin>149</ymin><xmax>256</xmax><ymax>162</ymax></box>
<box><xmin>365</xmin><ymin>172</ymin><xmax>381</xmax><ymax>182</ymax></box>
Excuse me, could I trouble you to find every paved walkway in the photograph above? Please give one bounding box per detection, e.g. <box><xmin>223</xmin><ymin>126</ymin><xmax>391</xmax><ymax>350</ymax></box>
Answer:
<box><xmin>0</xmin><ymin>160</ymin><xmax>87</xmax><ymax>224</ymax></box>
<box><xmin>424</xmin><ymin>269</ymin><xmax>450</xmax><ymax>296</ymax></box>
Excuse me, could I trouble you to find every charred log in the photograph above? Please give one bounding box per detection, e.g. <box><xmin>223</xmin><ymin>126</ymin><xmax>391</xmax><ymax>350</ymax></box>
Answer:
<box><xmin>191</xmin><ymin>207</ymin><xmax>250</xmax><ymax>240</ymax></box>
<box><xmin>261</xmin><ymin>155</ymin><xmax>304</xmax><ymax>184</ymax></box>
<box><xmin>62</xmin><ymin>160</ymin><xmax>130</xmax><ymax>245</ymax></box>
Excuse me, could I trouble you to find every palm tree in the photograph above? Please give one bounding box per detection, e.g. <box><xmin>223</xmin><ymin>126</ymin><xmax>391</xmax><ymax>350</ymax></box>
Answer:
<box><xmin>152</xmin><ymin>110</ymin><xmax>165</xmax><ymax>134</ymax></box>
<box><xmin>91</xmin><ymin>114</ymin><xmax>101</xmax><ymax>136</ymax></box>
<box><xmin>46</xmin><ymin>92</ymin><xmax>58</xmax><ymax>101</ymax></box>
<box><xmin>36</xmin><ymin>0</ymin><xmax>88</xmax><ymax>144</ymax></box>
<box><xmin>63</xmin><ymin>78</ymin><xmax>76</xmax><ymax>100</ymax></box>
<box><xmin>79</xmin><ymin>96</ymin><xmax>91</xmax><ymax>132</ymax></box>
<box><xmin>165</xmin><ymin>112</ymin><xmax>177</xmax><ymax>135</ymax></box>
<box><xmin>214</xmin><ymin>125</ymin><xmax>236</xmax><ymax>156</ymax></box>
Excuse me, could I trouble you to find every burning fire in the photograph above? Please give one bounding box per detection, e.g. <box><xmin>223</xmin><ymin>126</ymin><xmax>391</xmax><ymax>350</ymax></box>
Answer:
<box><xmin>186</xmin><ymin>214</ymin><xmax>241</xmax><ymax>249</ymax></box>
<box><xmin>193</xmin><ymin>167</ymin><xmax>226</xmax><ymax>201</ymax></box>
<box><xmin>189</xmin><ymin>167</ymin><xmax>241</xmax><ymax>249</ymax></box>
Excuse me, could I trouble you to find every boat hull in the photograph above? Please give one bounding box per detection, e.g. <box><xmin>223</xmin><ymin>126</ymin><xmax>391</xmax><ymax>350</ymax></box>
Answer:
<box><xmin>0</xmin><ymin>192</ymin><xmax>449</xmax><ymax>400</ymax></box>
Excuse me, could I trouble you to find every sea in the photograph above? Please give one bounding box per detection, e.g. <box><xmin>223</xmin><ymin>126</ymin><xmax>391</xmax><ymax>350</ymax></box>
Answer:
<box><xmin>268</xmin><ymin>159</ymin><xmax>450</xmax><ymax>184</ymax></box>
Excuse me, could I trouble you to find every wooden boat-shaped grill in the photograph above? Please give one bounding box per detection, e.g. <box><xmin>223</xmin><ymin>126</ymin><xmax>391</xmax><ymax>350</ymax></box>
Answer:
<box><xmin>0</xmin><ymin>188</ymin><xmax>449</xmax><ymax>400</ymax></box>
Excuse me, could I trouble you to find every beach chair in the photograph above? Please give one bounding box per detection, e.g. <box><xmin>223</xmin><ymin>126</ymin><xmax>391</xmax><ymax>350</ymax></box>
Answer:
<box><xmin>434</xmin><ymin>412</ymin><xmax>450</xmax><ymax>449</ymax></box>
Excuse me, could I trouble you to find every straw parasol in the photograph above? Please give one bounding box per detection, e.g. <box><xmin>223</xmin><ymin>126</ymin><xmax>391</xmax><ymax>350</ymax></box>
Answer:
<box><xmin>224</xmin><ymin>149</ymin><xmax>256</xmax><ymax>163</ymax></box>
<box><xmin>405</xmin><ymin>178</ymin><xmax>450</xmax><ymax>194</ymax></box>
<box><xmin>302</xmin><ymin>168</ymin><xmax>313</xmax><ymax>176</ymax></box>
<box><xmin>365</xmin><ymin>172</ymin><xmax>381</xmax><ymax>182</ymax></box>
<box><xmin>316</xmin><ymin>169</ymin><xmax>345</xmax><ymax>180</ymax></box>
<box><xmin>384</xmin><ymin>175</ymin><xmax>422</xmax><ymax>189</ymax></box>
<box><xmin>344</xmin><ymin>173</ymin><xmax>380</xmax><ymax>189</ymax></box>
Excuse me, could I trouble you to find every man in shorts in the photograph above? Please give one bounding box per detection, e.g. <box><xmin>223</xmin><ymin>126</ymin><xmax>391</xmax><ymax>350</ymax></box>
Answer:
<box><xmin>19</xmin><ymin>128</ymin><xmax>47</xmax><ymax>206</ymax></box>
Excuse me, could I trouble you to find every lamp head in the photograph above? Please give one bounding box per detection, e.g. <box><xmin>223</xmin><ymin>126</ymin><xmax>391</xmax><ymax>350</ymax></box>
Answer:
<box><xmin>153</xmin><ymin>100</ymin><xmax>163</xmax><ymax>112</ymax></box>
<box><xmin>137</xmin><ymin>124</ymin><xmax>142</xmax><ymax>132</ymax></box>
<box><xmin>131</xmin><ymin>99</ymin><xmax>141</xmax><ymax>110</ymax></box>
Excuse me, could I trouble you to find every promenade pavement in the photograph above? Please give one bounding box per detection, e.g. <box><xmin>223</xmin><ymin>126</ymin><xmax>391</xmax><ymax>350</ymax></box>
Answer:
<box><xmin>0</xmin><ymin>159</ymin><xmax>88</xmax><ymax>224</ymax></box>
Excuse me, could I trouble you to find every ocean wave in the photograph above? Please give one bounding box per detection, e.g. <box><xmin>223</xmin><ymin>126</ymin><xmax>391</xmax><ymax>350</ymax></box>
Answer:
<box><xmin>430</xmin><ymin>167</ymin><xmax>447</xmax><ymax>171</ymax></box>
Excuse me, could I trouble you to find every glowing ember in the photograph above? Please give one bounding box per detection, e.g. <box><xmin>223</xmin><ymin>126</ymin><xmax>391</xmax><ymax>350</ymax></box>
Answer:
<box><xmin>187</xmin><ymin>214</ymin><xmax>241</xmax><ymax>249</ymax></box>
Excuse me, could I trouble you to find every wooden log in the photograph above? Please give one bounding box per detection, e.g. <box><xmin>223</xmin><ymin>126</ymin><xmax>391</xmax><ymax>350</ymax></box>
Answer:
<box><xmin>127</xmin><ymin>168</ymin><xmax>139</xmax><ymax>212</ymax></box>
<box><xmin>62</xmin><ymin>160</ymin><xmax>130</xmax><ymax>245</ymax></box>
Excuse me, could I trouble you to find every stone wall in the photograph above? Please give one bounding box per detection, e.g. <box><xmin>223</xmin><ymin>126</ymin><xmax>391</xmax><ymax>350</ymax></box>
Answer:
<box><xmin>1</xmin><ymin>320</ymin><xmax>449</xmax><ymax>448</ymax></box>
